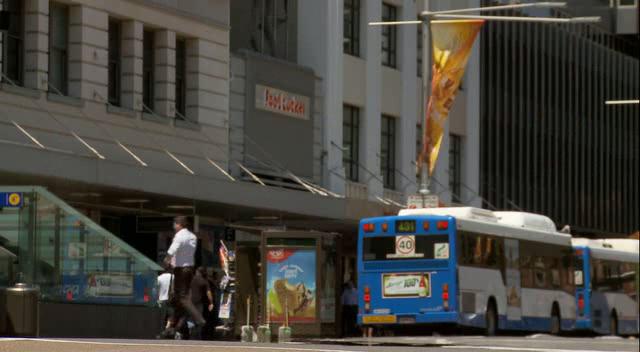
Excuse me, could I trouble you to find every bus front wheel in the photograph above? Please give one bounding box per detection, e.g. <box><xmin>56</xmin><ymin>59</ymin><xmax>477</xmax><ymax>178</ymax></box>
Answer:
<box><xmin>485</xmin><ymin>300</ymin><xmax>498</xmax><ymax>336</ymax></box>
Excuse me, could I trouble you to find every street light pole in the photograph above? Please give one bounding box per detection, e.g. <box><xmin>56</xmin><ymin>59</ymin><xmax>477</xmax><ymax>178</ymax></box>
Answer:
<box><xmin>419</xmin><ymin>0</ymin><xmax>432</xmax><ymax>200</ymax></box>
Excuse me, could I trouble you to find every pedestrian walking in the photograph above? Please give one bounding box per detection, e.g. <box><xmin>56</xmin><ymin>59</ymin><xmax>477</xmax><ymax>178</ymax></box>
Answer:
<box><xmin>341</xmin><ymin>280</ymin><xmax>358</xmax><ymax>337</ymax></box>
<box><xmin>188</xmin><ymin>266</ymin><xmax>215</xmax><ymax>339</ymax></box>
<box><xmin>156</xmin><ymin>264</ymin><xmax>174</xmax><ymax>334</ymax></box>
<box><xmin>159</xmin><ymin>216</ymin><xmax>206</xmax><ymax>339</ymax></box>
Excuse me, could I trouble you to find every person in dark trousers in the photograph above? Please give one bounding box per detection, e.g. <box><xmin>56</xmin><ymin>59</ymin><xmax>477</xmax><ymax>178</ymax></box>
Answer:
<box><xmin>189</xmin><ymin>266</ymin><xmax>214</xmax><ymax>339</ymax></box>
<box><xmin>203</xmin><ymin>269</ymin><xmax>220</xmax><ymax>340</ymax></box>
<box><xmin>159</xmin><ymin>216</ymin><xmax>205</xmax><ymax>339</ymax></box>
<box><xmin>341</xmin><ymin>280</ymin><xmax>358</xmax><ymax>337</ymax></box>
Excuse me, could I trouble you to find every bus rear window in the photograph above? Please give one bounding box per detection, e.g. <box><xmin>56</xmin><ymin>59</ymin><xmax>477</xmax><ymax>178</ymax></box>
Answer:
<box><xmin>362</xmin><ymin>235</ymin><xmax>449</xmax><ymax>261</ymax></box>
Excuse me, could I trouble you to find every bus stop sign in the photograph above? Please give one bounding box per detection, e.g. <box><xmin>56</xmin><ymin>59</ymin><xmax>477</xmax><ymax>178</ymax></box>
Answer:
<box><xmin>407</xmin><ymin>194</ymin><xmax>439</xmax><ymax>209</ymax></box>
<box><xmin>1</xmin><ymin>192</ymin><xmax>23</xmax><ymax>208</ymax></box>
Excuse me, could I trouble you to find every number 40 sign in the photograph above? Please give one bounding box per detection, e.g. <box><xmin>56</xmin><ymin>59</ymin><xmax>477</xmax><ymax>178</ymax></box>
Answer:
<box><xmin>386</xmin><ymin>235</ymin><xmax>425</xmax><ymax>259</ymax></box>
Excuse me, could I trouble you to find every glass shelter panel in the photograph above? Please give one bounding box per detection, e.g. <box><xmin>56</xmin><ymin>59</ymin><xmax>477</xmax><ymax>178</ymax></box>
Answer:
<box><xmin>0</xmin><ymin>186</ymin><xmax>162</xmax><ymax>306</ymax></box>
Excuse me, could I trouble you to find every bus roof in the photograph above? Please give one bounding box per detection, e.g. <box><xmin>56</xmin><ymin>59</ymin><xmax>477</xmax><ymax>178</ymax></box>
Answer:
<box><xmin>572</xmin><ymin>238</ymin><xmax>639</xmax><ymax>263</ymax></box>
<box><xmin>398</xmin><ymin>207</ymin><xmax>571</xmax><ymax>246</ymax></box>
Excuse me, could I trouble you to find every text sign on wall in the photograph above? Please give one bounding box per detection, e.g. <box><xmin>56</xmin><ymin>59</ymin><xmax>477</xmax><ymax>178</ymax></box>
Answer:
<box><xmin>255</xmin><ymin>84</ymin><xmax>310</xmax><ymax>120</ymax></box>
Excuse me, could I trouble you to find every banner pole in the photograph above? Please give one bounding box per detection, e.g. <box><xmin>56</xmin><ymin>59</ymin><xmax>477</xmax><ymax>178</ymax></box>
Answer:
<box><xmin>419</xmin><ymin>0</ymin><xmax>432</xmax><ymax>202</ymax></box>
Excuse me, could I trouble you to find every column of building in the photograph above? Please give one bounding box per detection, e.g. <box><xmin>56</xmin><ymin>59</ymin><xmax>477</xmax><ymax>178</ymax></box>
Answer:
<box><xmin>154</xmin><ymin>30</ymin><xmax>176</xmax><ymax>118</ymax></box>
<box><xmin>121</xmin><ymin>20</ymin><xmax>143</xmax><ymax>111</ymax></box>
<box><xmin>297</xmin><ymin>1</ymin><xmax>346</xmax><ymax>195</ymax></box>
<box><xmin>362</xmin><ymin>0</ymin><xmax>384</xmax><ymax>200</ymax></box>
<box><xmin>463</xmin><ymin>0</ymin><xmax>482</xmax><ymax>207</ymax></box>
<box><xmin>24</xmin><ymin>0</ymin><xmax>49</xmax><ymax>91</ymax></box>
<box><xmin>185</xmin><ymin>37</ymin><xmax>230</xmax><ymax>167</ymax></box>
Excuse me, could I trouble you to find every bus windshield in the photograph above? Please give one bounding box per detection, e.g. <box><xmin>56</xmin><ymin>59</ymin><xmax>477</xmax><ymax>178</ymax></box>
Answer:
<box><xmin>362</xmin><ymin>234</ymin><xmax>450</xmax><ymax>261</ymax></box>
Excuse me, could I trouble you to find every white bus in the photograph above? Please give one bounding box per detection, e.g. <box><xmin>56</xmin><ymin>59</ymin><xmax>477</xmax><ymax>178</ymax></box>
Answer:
<box><xmin>366</xmin><ymin>207</ymin><xmax>578</xmax><ymax>335</ymax></box>
<box><xmin>572</xmin><ymin>238</ymin><xmax>639</xmax><ymax>335</ymax></box>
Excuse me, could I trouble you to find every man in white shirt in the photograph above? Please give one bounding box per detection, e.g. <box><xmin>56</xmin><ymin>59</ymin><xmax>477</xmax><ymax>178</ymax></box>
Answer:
<box><xmin>161</xmin><ymin>216</ymin><xmax>205</xmax><ymax>339</ymax></box>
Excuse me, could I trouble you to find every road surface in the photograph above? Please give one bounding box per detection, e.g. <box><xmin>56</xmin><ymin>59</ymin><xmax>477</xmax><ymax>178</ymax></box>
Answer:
<box><xmin>0</xmin><ymin>335</ymin><xmax>637</xmax><ymax>352</ymax></box>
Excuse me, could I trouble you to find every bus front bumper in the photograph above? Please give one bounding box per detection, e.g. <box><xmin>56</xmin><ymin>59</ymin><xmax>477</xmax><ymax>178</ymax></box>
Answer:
<box><xmin>358</xmin><ymin>312</ymin><xmax>458</xmax><ymax>325</ymax></box>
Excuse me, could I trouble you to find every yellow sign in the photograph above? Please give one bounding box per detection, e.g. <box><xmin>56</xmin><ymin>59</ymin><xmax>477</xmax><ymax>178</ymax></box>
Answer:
<box><xmin>362</xmin><ymin>315</ymin><xmax>397</xmax><ymax>324</ymax></box>
<box><xmin>8</xmin><ymin>193</ymin><xmax>21</xmax><ymax>206</ymax></box>
<box><xmin>419</xmin><ymin>20</ymin><xmax>484</xmax><ymax>175</ymax></box>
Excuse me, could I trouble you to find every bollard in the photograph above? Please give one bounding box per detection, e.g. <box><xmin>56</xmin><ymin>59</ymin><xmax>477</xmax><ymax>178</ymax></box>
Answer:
<box><xmin>277</xmin><ymin>297</ymin><xmax>291</xmax><ymax>343</ymax></box>
<box><xmin>240</xmin><ymin>296</ymin><xmax>254</xmax><ymax>343</ymax></box>
<box><xmin>257</xmin><ymin>300</ymin><xmax>272</xmax><ymax>343</ymax></box>
<box><xmin>277</xmin><ymin>325</ymin><xmax>291</xmax><ymax>343</ymax></box>
<box><xmin>257</xmin><ymin>325</ymin><xmax>271</xmax><ymax>343</ymax></box>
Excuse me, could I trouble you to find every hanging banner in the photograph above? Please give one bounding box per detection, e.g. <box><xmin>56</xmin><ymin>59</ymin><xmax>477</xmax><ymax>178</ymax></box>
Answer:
<box><xmin>420</xmin><ymin>20</ymin><xmax>484</xmax><ymax>175</ymax></box>
<box><xmin>266</xmin><ymin>248</ymin><xmax>316</xmax><ymax>323</ymax></box>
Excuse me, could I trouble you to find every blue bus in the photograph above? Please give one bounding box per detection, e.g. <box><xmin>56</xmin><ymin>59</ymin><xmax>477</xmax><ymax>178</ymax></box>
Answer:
<box><xmin>572</xmin><ymin>238</ymin><xmax>639</xmax><ymax>335</ymax></box>
<box><xmin>358</xmin><ymin>207</ymin><xmax>576</xmax><ymax>336</ymax></box>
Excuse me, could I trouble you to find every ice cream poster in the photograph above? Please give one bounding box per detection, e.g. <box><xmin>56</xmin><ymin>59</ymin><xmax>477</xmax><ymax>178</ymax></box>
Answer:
<box><xmin>266</xmin><ymin>248</ymin><xmax>316</xmax><ymax>323</ymax></box>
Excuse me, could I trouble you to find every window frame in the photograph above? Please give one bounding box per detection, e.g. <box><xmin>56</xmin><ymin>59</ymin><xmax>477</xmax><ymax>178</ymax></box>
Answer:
<box><xmin>343</xmin><ymin>105</ymin><xmax>360</xmax><ymax>182</ymax></box>
<box><xmin>142</xmin><ymin>30</ymin><xmax>155</xmax><ymax>111</ymax></box>
<box><xmin>449</xmin><ymin>134</ymin><xmax>462</xmax><ymax>203</ymax></box>
<box><xmin>381</xmin><ymin>114</ymin><xmax>396</xmax><ymax>189</ymax></box>
<box><xmin>48</xmin><ymin>2</ymin><xmax>69</xmax><ymax>95</ymax></box>
<box><xmin>2</xmin><ymin>0</ymin><xmax>25</xmax><ymax>86</ymax></box>
<box><xmin>381</xmin><ymin>3</ymin><xmax>398</xmax><ymax>68</ymax></box>
<box><xmin>175</xmin><ymin>37</ymin><xmax>187</xmax><ymax>118</ymax></box>
<box><xmin>108</xmin><ymin>18</ymin><xmax>122</xmax><ymax>106</ymax></box>
<box><xmin>343</xmin><ymin>0</ymin><xmax>361</xmax><ymax>56</ymax></box>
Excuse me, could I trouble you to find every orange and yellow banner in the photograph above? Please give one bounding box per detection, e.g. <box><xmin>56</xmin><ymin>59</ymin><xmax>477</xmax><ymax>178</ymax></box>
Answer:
<box><xmin>419</xmin><ymin>20</ymin><xmax>484</xmax><ymax>175</ymax></box>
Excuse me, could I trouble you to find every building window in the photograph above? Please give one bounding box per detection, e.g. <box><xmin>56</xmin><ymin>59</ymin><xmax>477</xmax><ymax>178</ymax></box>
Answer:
<box><xmin>381</xmin><ymin>115</ymin><xmax>396</xmax><ymax>189</ymax></box>
<box><xmin>175</xmin><ymin>38</ymin><xmax>186</xmax><ymax>118</ymax></box>
<box><xmin>381</xmin><ymin>3</ymin><xmax>397</xmax><ymax>68</ymax></box>
<box><xmin>417</xmin><ymin>18</ymin><xmax>423</xmax><ymax>77</ymax></box>
<box><xmin>142</xmin><ymin>30</ymin><xmax>155</xmax><ymax>111</ymax></box>
<box><xmin>108</xmin><ymin>19</ymin><xmax>121</xmax><ymax>106</ymax></box>
<box><xmin>616</xmin><ymin>0</ymin><xmax>637</xmax><ymax>7</ymax></box>
<box><xmin>343</xmin><ymin>0</ymin><xmax>360</xmax><ymax>56</ymax></box>
<box><xmin>2</xmin><ymin>0</ymin><xmax>24</xmax><ymax>86</ymax></box>
<box><xmin>49</xmin><ymin>2</ymin><xmax>69</xmax><ymax>95</ymax></box>
<box><xmin>241</xmin><ymin>0</ymin><xmax>295</xmax><ymax>61</ymax></box>
<box><xmin>343</xmin><ymin>105</ymin><xmax>360</xmax><ymax>182</ymax></box>
<box><xmin>449</xmin><ymin>134</ymin><xmax>462</xmax><ymax>203</ymax></box>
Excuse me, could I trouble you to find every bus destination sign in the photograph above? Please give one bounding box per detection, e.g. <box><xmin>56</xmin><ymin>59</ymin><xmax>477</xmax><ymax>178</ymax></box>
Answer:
<box><xmin>396</xmin><ymin>220</ymin><xmax>416</xmax><ymax>233</ymax></box>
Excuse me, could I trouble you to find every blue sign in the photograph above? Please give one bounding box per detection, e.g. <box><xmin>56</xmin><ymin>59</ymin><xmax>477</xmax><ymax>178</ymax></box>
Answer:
<box><xmin>0</xmin><ymin>192</ymin><xmax>23</xmax><ymax>208</ymax></box>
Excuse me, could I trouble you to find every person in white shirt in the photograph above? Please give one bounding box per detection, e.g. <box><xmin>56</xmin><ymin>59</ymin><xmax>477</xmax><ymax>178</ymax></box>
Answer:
<box><xmin>160</xmin><ymin>216</ymin><xmax>206</xmax><ymax>339</ymax></box>
<box><xmin>156</xmin><ymin>266</ymin><xmax>174</xmax><ymax>332</ymax></box>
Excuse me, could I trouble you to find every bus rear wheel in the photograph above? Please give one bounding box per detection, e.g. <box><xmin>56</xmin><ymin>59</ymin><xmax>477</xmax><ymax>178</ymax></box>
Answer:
<box><xmin>609</xmin><ymin>312</ymin><xmax>618</xmax><ymax>336</ymax></box>
<box><xmin>485</xmin><ymin>300</ymin><xmax>498</xmax><ymax>336</ymax></box>
<box><xmin>550</xmin><ymin>305</ymin><xmax>561</xmax><ymax>335</ymax></box>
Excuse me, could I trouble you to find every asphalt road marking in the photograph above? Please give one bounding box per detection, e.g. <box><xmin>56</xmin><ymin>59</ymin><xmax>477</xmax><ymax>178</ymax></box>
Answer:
<box><xmin>0</xmin><ymin>338</ymin><xmax>361</xmax><ymax>352</ymax></box>
<box><xmin>444</xmin><ymin>345</ymin><xmax>627</xmax><ymax>352</ymax></box>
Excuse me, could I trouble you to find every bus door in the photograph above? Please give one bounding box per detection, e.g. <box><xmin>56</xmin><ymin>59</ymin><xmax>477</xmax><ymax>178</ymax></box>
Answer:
<box><xmin>573</xmin><ymin>248</ymin><xmax>589</xmax><ymax>322</ymax></box>
<box><xmin>504</xmin><ymin>239</ymin><xmax>522</xmax><ymax>321</ymax></box>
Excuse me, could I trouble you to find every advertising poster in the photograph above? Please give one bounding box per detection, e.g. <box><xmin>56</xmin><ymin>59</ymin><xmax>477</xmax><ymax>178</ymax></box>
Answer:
<box><xmin>85</xmin><ymin>273</ymin><xmax>134</xmax><ymax>297</ymax></box>
<box><xmin>383</xmin><ymin>273</ymin><xmax>430</xmax><ymax>298</ymax></box>
<box><xmin>266</xmin><ymin>248</ymin><xmax>316</xmax><ymax>323</ymax></box>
